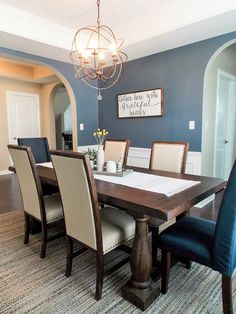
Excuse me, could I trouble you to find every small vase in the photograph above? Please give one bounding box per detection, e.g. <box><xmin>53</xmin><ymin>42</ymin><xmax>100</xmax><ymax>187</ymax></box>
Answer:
<box><xmin>90</xmin><ymin>159</ymin><xmax>94</xmax><ymax>169</ymax></box>
<box><xmin>96</xmin><ymin>145</ymin><xmax>104</xmax><ymax>171</ymax></box>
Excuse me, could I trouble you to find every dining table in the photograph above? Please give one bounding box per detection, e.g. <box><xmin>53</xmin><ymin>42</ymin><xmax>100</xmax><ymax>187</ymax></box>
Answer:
<box><xmin>10</xmin><ymin>163</ymin><xmax>226</xmax><ymax>310</ymax></box>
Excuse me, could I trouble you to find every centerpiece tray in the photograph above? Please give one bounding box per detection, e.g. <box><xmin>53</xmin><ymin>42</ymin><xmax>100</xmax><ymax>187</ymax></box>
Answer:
<box><xmin>93</xmin><ymin>169</ymin><xmax>133</xmax><ymax>177</ymax></box>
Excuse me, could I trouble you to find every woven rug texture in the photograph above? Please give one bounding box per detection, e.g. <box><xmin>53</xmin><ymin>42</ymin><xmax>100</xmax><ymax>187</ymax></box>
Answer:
<box><xmin>0</xmin><ymin>211</ymin><xmax>235</xmax><ymax>314</ymax></box>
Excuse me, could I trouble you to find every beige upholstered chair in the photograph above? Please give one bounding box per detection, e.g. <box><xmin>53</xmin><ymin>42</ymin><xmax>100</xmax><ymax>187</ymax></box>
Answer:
<box><xmin>149</xmin><ymin>141</ymin><xmax>189</xmax><ymax>173</ymax></box>
<box><xmin>51</xmin><ymin>150</ymin><xmax>135</xmax><ymax>300</ymax></box>
<box><xmin>104</xmin><ymin>139</ymin><xmax>130</xmax><ymax>167</ymax></box>
<box><xmin>149</xmin><ymin>141</ymin><xmax>189</xmax><ymax>268</ymax></box>
<box><xmin>8</xmin><ymin>145</ymin><xmax>64</xmax><ymax>258</ymax></box>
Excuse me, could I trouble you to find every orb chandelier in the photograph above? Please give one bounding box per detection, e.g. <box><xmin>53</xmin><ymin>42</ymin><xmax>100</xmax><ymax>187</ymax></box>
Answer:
<box><xmin>70</xmin><ymin>0</ymin><xmax>128</xmax><ymax>100</ymax></box>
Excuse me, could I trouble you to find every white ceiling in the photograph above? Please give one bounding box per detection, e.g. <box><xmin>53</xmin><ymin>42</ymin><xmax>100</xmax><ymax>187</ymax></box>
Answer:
<box><xmin>0</xmin><ymin>0</ymin><xmax>236</xmax><ymax>63</ymax></box>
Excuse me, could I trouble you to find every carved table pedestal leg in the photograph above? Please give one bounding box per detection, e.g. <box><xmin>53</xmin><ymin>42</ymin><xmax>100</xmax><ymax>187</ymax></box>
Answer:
<box><xmin>122</xmin><ymin>215</ymin><xmax>160</xmax><ymax>310</ymax></box>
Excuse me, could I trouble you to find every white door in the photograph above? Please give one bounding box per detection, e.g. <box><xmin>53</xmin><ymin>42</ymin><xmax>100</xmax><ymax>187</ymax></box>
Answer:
<box><xmin>7</xmin><ymin>92</ymin><xmax>41</xmax><ymax>144</ymax></box>
<box><xmin>214</xmin><ymin>70</ymin><xmax>236</xmax><ymax>179</ymax></box>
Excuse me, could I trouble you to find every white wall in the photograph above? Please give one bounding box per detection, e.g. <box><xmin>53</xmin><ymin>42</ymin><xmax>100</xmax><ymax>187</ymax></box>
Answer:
<box><xmin>202</xmin><ymin>44</ymin><xmax>236</xmax><ymax>176</ymax></box>
<box><xmin>64</xmin><ymin>105</ymin><xmax>72</xmax><ymax>132</ymax></box>
<box><xmin>54</xmin><ymin>86</ymin><xmax>70</xmax><ymax>116</ymax></box>
<box><xmin>54</xmin><ymin>86</ymin><xmax>71</xmax><ymax>149</ymax></box>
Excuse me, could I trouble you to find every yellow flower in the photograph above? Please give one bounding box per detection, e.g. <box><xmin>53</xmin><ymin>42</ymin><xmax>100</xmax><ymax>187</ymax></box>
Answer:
<box><xmin>93</xmin><ymin>128</ymin><xmax>108</xmax><ymax>145</ymax></box>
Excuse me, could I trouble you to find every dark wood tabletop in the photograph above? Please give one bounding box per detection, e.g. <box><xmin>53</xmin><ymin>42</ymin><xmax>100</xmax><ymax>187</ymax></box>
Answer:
<box><xmin>10</xmin><ymin>163</ymin><xmax>226</xmax><ymax>310</ymax></box>
<box><xmin>36</xmin><ymin>165</ymin><xmax>226</xmax><ymax>221</ymax></box>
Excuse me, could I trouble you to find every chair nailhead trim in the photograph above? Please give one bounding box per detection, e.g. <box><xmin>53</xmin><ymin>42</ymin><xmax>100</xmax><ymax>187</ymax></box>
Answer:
<box><xmin>103</xmin><ymin>234</ymin><xmax>134</xmax><ymax>254</ymax></box>
<box><xmin>47</xmin><ymin>215</ymin><xmax>63</xmax><ymax>223</ymax></box>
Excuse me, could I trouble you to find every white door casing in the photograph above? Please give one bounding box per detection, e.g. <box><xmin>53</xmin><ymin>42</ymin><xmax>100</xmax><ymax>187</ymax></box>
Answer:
<box><xmin>7</xmin><ymin>91</ymin><xmax>41</xmax><ymax>144</ymax></box>
<box><xmin>214</xmin><ymin>70</ymin><xmax>236</xmax><ymax>179</ymax></box>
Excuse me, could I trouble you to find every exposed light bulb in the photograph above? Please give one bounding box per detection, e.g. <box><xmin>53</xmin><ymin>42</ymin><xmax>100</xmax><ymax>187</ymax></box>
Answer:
<box><xmin>111</xmin><ymin>43</ymin><xmax>117</xmax><ymax>56</ymax></box>
<box><xmin>99</xmin><ymin>52</ymin><xmax>105</xmax><ymax>60</ymax></box>
<box><xmin>81</xmin><ymin>50</ymin><xmax>91</xmax><ymax>61</ymax></box>
<box><xmin>90</xmin><ymin>40</ymin><xmax>98</xmax><ymax>49</ymax></box>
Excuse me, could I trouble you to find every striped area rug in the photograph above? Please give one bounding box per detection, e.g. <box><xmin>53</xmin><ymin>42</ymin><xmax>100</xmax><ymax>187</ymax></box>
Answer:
<box><xmin>0</xmin><ymin>211</ymin><xmax>235</xmax><ymax>314</ymax></box>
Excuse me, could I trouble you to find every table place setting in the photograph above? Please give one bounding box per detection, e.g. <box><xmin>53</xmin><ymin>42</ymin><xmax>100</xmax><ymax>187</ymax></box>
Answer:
<box><xmin>88</xmin><ymin>128</ymin><xmax>131</xmax><ymax>177</ymax></box>
<box><xmin>93</xmin><ymin>165</ymin><xmax>133</xmax><ymax>177</ymax></box>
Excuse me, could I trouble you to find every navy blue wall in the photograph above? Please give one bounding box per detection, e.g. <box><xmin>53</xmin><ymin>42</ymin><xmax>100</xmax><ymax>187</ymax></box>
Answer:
<box><xmin>2</xmin><ymin>31</ymin><xmax>236</xmax><ymax>149</ymax></box>
<box><xmin>98</xmin><ymin>32</ymin><xmax>236</xmax><ymax>151</ymax></box>
<box><xmin>0</xmin><ymin>47</ymin><xmax>98</xmax><ymax>146</ymax></box>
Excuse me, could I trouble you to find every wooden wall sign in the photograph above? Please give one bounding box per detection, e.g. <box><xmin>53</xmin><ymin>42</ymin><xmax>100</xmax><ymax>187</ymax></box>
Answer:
<box><xmin>117</xmin><ymin>88</ymin><xmax>163</xmax><ymax>118</ymax></box>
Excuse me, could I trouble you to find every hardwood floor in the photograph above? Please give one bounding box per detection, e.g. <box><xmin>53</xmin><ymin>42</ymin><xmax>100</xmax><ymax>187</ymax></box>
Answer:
<box><xmin>190</xmin><ymin>190</ymin><xmax>224</xmax><ymax>222</ymax></box>
<box><xmin>0</xmin><ymin>173</ymin><xmax>223</xmax><ymax>220</ymax></box>
<box><xmin>0</xmin><ymin>173</ymin><xmax>22</xmax><ymax>214</ymax></box>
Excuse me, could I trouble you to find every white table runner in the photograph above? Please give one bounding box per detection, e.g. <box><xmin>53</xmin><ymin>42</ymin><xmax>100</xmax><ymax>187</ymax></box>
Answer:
<box><xmin>37</xmin><ymin>163</ymin><xmax>200</xmax><ymax>197</ymax></box>
<box><xmin>94</xmin><ymin>171</ymin><xmax>200</xmax><ymax>197</ymax></box>
<box><xmin>37</xmin><ymin>162</ymin><xmax>53</xmax><ymax>168</ymax></box>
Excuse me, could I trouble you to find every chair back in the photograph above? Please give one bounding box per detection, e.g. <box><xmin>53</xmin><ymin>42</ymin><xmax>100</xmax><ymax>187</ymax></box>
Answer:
<box><xmin>149</xmin><ymin>141</ymin><xmax>189</xmax><ymax>173</ymax></box>
<box><xmin>17</xmin><ymin>137</ymin><xmax>51</xmax><ymax>163</ymax></box>
<box><xmin>213</xmin><ymin>159</ymin><xmax>236</xmax><ymax>276</ymax></box>
<box><xmin>104</xmin><ymin>139</ymin><xmax>130</xmax><ymax>166</ymax></box>
<box><xmin>51</xmin><ymin>151</ymin><xmax>101</xmax><ymax>251</ymax></box>
<box><xmin>8</xmin><ymin>145</ymin><xmax>43</xmax><ymax>221</ymax></box>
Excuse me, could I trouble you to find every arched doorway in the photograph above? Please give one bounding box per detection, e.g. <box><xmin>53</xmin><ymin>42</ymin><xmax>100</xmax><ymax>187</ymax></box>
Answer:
<box><xmin>1</xmin><ymin>55</ymin><xmax>78</xmax><ymax>149</ymax></box>
<box><xmin>0</xmin><ymin>56</ymin><xmax>78</xmax><ymax>170</ymax></box>
<box><xmin>43</xmin><ymin>66</ymin><xmax>78</xmax><ymax>152</ymax></box>
<box><xmin>53</xmin><ymin>84</ymin><xmax>72</xmax><ymax>150</ymax></box>
<box><xmin>202</xmin><ymin>40</ymin><xmax>236</xmax><ymax>179</ymax></box>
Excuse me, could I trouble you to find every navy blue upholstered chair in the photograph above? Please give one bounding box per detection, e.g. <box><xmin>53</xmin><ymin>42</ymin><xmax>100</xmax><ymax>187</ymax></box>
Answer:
<box><xmin>17</xmin><ymin>137</ymin><xmax>51</xmax><ymax>163</ymax></box>
<box><xmin>17</xmin><ymin>137</ymin><xmax>57</xmax><ymax>195</ymax></box>
<box><xmin>159</xmin><ymin>160</ymin><xmax>236</xmax><ymax>314</ymax></box>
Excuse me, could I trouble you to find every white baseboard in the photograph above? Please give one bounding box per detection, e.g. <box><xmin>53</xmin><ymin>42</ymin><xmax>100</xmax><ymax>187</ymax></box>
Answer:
<box><xmin>127</xmin><ymin>147</ymin><xmax>150</xmax><ymax>169</ymax></box>
<box><xmin>194</xmin><ymin>194</ymin><xmax>215</xmax><ymax>208</ymax></box>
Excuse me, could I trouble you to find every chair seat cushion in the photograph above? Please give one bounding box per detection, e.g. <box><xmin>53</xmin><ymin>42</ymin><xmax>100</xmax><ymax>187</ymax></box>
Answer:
<box><xmin>44</xmin><ymin>193</ymin><xmax>64</xmax><ymax>223</ymax></box>
<box><xmin>101</xmin><ymin>207</ymin><xmax>135</xmax><ymax>254</ymax></box>
<box><xmin>158</xmin><ymin>216</ymin><xmax>216</xmax><ymax>267</ymax></box>
<box><xmin>149</xmin><ymin>217</ymin><xmax>176</xmax><ymax>232</ymax></box>
<box><xmin>149</xmin><ymin>217</ymin><xmax>164</xmax><ymax>227</ymax></box>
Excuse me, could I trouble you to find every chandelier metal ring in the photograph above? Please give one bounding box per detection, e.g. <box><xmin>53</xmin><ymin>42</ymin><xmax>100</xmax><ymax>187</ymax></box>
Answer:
<box><xmin>70</xmin><ymin>0</ymin><xmax>127</xmax><ymax>99</ymax></box>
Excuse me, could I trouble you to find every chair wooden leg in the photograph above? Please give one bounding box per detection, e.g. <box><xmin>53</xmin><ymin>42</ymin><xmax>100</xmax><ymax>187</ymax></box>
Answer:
<box><xmin>65</xmin><ymin>237</ymin><xmax>74</xmax><ymax>277</ymax></box>
<box><xmin>181</xmin><ymin>258</ymin><xmax>192</xmax><ymax>269</ymax></box>
<box><xmin>40</xmin><ymin>225</ymin><xmax>48</xmax><ymax>259</ymax></box>
<box><xmin>95</xmin><ymin>252</ymin><xmax>104</xmax><ymax>301</ymax></box>
<box><xmin>185</xmin><ymin>260</ymin><xmax>192</xmax><ymax>269</ymax></box>
<box><xmin>177</xmin><ymin>256</ymin><xmax>192</xmax><ymax>269</ymax></box>
<box><xmin>24</xmin><ymin>213</ymin><xmax>30</xmax><ymax>244</ymax></box>
<box><xmin>151</xmin><ymin>226</ymin><xmax>160</xmax><ymax>269</ymax></box>
<box><xmin>222</xmin><ymin>275</ymin><xmax>233</xmax><ymax>314</ymax></box>
<box><xmin>161</xmin><ymin>250</ymin><xmax>171</xmax><ymax>294</ymax></box>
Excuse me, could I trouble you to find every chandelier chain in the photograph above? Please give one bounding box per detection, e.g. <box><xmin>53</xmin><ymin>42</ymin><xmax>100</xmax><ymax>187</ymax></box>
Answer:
<box><xmin>96</xmin><ymin>0</ymin><xmax>101</xmax><ymax>25</ymax></box>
